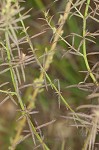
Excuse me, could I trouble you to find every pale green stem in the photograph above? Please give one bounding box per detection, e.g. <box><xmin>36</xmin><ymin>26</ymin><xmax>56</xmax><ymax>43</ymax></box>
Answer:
<box><xmin>5</xmin><ymin>30</ymin><xmax>24</xmax><ymax>110</ymax></box>
<box><xmin>83</xmin><ymin>0</ymin><xmax>98</xmax><ymax>86</ymax></box>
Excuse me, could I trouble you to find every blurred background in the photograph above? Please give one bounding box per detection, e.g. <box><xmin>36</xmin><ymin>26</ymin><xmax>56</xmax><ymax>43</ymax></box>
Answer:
<box><xmin>0</xmin><ymin>0</ymin><xmax>99</xmax><ymax>150</ymax></box>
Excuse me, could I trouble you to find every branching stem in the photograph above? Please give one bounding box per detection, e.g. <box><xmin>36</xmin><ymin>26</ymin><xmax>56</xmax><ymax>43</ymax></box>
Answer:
<box><xmin>82</xmin><ymin>0</ymin><xmax>98</xmax><ymax>86</ymax></box>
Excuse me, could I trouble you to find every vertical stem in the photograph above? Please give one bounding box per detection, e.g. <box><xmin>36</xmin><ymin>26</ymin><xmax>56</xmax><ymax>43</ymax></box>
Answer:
<box><xmin>5</xmin><ymin>30</ymin><xmax>24</xmax><ymax>110</ymax></box>
<box><xmin>83</xmin><ymin>0</ymin><xmax>98</xmax><ymax>86</ymax></box>
<box><xmin>61</xmin><ymin>139</ymin><xmax>65</xmax><ymax>150</ymax></box>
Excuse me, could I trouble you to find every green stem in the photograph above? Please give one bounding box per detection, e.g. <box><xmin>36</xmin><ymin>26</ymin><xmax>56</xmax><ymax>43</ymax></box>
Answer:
<box><xmin>5</xmin><ymin>30</ymin><xmax>24</xmax><ymax>110</ymax></box>
<box><xmin>61</xmin><ymin>139</ymin><xmax>65</xmax><ymax>150</ymax></box>
<box><xmin>29</xmin><ymin>118</ymin><xmax>50</xmax><ymax>150</ymax></box>
<box><xmin>83</xmin><ymin>0</ymin><xmax>98</xmax><ymax>86</ymax></box>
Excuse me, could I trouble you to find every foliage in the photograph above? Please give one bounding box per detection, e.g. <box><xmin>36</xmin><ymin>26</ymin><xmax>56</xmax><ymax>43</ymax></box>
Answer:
<box><xmin>0</xmin><ymin>0</ymin><xmax>99</xmax><ymax>150</ymax></box>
